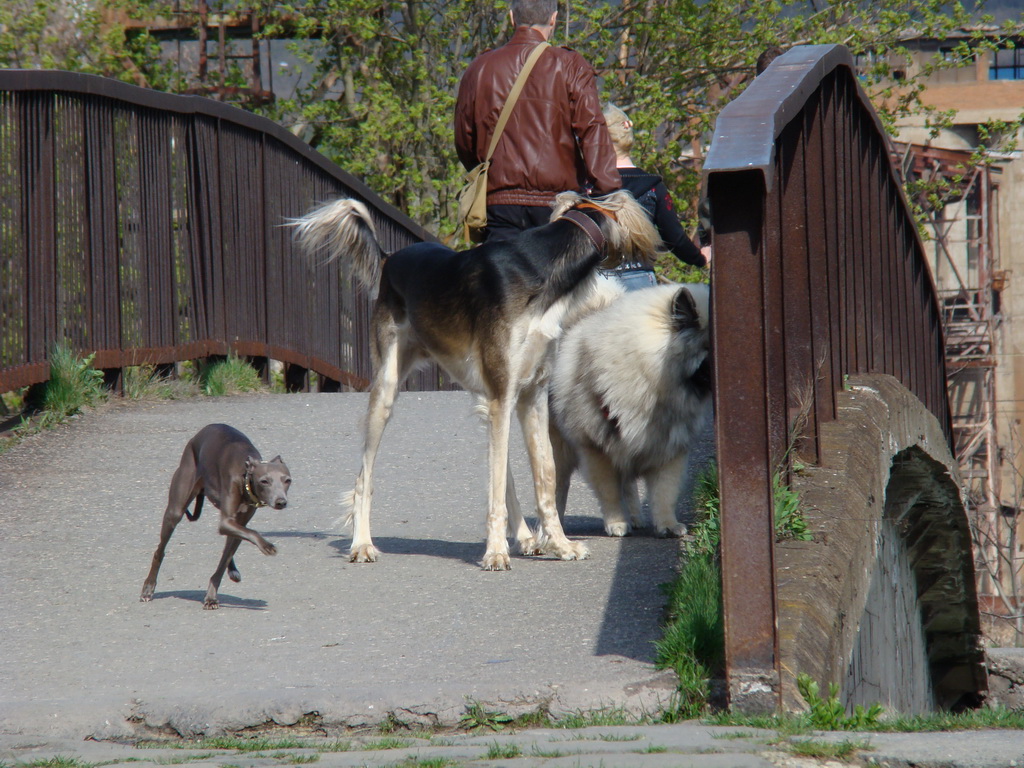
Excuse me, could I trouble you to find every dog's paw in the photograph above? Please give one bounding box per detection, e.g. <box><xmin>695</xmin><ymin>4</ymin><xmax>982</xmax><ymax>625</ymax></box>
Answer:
<box><xmin>228</xmin><ymin>567</ymin><xmax>242</xmax><ymax>583</ymax></box>
<box><xmin>140</xmin><ymin>584</ymin><xmax>155</xmax><ymax>602</ymax></box>
<box><xmin>605</xmin><ymin>521</ymin><xmax>631</xmax><ymax>537</ymax></box>
<box><xmin>203</xmin><ymin>599</ymin><xmax>220</xmax><ymax>610</ymax></box>
<box><xmin>515</xmin><ymin>535</ymin><xmax>542</xmax><ymax>556</ymax></box>
<box><xmin>482</xmin><ymin>551</ymin><xmax>512</xmax><ymax>571</ymax></box>
<box><xmin>558</xmin><ymin>540</ymin><xmax>590</xmax><ymax>561</ymax></box>
<box><xmin>259</xmin><ymin>542</ymin><xmax>278</xmax><ymax>556</ymax></box>
<box><xmin>655</xmin><ymin>523</ymin><xmax>688</xmax><ymax>538</ymax></box>
<box><xmin>350</xmin><ymin>544</ymin><xmax>379</xmax><ymax>563</ymax></box>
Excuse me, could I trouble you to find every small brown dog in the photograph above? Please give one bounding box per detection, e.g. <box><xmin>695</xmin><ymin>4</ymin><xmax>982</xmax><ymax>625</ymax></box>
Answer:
<box><xmin>140</xmin><ymin>424</ymin><xmax>291</xmax><ymax>609</ymax></box>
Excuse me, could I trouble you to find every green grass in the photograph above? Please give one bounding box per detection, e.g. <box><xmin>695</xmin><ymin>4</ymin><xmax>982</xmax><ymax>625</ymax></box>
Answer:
<box><xmin>706</xmin><ymin>705</ymin><xmax>1024</xmax><ymax>735</ymax></box>
<box><xmin>138</xmin><ymin>737</ymin><xmax>351</xmax><ymax>753</ymax></box>
<box><xmin>861</xmin><ymin>706</ymin><xmax>1024</xmax><ymax>732</ymax></box>
<box><xmin>40</xmin><ymin>343</ymin><xmax>107</xmax><ymax>417</ymax></box>
<box><xmin>458</xmin><ymin>701</ymin><xmax>516</xmax><ymax>732</ymax></box>
<box><xmin>484</xmin><ymin>742</ymin><xmax>522</xmax><ymax>759</ymax></box>
<box><xmin>654</xmin><ymin>548</ymin><xmax>723</xmax><ymax>721</ymax></box>
<box><xmin>641</xmin><ymin>744</ymin><xmax>668</xmax><ymax>753</ymax></box>
<box><xmin>654</xmin><ymin>460</ymin><xmax>817</xmax><ymax>721</ymax></box>
<box><xmin>1</xmin><ymin>343</ymin><xmax>108</xmax><ymax>455</ymax></box>
<box><xmin>123</xmin><ymin>364</ymin><xmax>199</xmax><ymax>400</ymax></box>
<box><xmin>360</xmin><ymin>737</ymin><xmax>415</xmax><ymax>751</ymax></box>
<box><xmin>528</xmin><ymin>745</ymin><xmax>569</xmax><ymax>757</ymax></box>
<box><xmin>553</xmin><ymin>706</ymin><xmax>647</xmax><ymax>729</ymax></box>
<box><xmin>787</xmin><ymin>738</ymin><xmax>869</xmax><ymax>760</ymax></box>
<box><xmin>10</xmin><ymin>759</ymin><xmax>97</xmax><ymax>768</ymax></box>
<box><xmin>398</xmin><ymin>760</ymin><xmax>456</xmax><ymax>768</ymax></box>
<box><xmin>152</xmin><ymin>755</ymin><xmax>217</xmax><ymax>764</ymax></box>
<box><xmin>588</xmin><ymin>733</ymin><xmax>643</xmax><ymax>742</ymax></box>
<box><xmin>199</xmin><ymin>354</ymin><xmax>265</xmax><ymax>396</ymax></box>
<box><xmin>797</xmin><ymin>674</ymin><xmax>883</xmax><ymax>730</ymax></box>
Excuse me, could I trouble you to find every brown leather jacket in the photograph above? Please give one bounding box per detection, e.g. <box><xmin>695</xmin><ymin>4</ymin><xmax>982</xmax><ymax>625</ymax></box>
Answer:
<box><xmin>454</xmin><ymin>27</ymin><xmax>620</xmax><ymax>207</ymax></box>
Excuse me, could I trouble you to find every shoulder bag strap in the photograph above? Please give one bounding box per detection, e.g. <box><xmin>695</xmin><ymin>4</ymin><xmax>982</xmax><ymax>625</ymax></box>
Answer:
<box><xmin>483</xmin><ymin>42</ymin><xmax>550</xmax><ymax>163</ymax></box>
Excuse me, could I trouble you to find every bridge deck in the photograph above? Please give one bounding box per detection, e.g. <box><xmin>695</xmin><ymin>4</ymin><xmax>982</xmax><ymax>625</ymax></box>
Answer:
<box><xmin>0</xmin><ymin>391</ymin><xmax>714</xmax><ymax>739</ymax></box>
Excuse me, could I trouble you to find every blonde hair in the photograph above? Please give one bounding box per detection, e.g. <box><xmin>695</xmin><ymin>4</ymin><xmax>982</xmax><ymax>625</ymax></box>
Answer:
<box><xmin>603</xmin><ymin>103</ymin><xmax>633</xmax><ymax>155</ymax></box>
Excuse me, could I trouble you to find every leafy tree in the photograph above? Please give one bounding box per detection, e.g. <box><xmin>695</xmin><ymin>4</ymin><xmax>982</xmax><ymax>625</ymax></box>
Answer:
<box><xmin>4</xmin><ymin>0</ymin><xmax>1022</xmax><ymax>258</ymax></box>
<box><xmin>251</xmin><ymin>0</ymin><xmax>1024</xmax><ymax>262</ymax></box>
<box><xmin>0</xmin><ymin>0</ymin><xmax>186</xmax><ymax>89</ymax></box>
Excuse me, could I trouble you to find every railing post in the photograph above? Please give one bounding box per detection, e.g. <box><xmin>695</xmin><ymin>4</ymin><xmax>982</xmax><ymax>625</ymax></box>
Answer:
<box><xmin>709</xmin><ymin>169</ymin><xmax>781</xmax><ymax>714</ymax></box>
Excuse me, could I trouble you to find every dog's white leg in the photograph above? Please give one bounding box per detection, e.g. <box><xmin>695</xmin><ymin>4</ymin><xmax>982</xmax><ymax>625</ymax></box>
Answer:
<box><xmin>549</xmin><ymin>420</ymin><xmax>577</xmax><ymax>524</ymax></box>
<box><xmin>646</xmin><ymin>451</ymin><xmax>689</xmax><ymax>537</ymax></box>
<box><xmin>518</xmin><ymin>385</ymin><xmax>588</xmax><ymax>561</ymax></box>
<box><xmin>348</xmin><ymin>338</ymin><xmax>404</xmax><ymax>563</ymax></box>
<box><xmin>483</xmin><ymin>397</ymin><xmax>515</xmax><ymax>570</ymax></box>
<box><xmin>506</xmin><ymin>459</ymin><xmax>540</xmax><ymax>555</ymax></box>
<box><xmin>622</xmin><ymin>475</ymin><xmax>645</xmax><ymax>531</ymax></box>
<box><xmin>580</xmin><ymin>445</ymin><xmax>631</xmax><ymax>537</ymax></box>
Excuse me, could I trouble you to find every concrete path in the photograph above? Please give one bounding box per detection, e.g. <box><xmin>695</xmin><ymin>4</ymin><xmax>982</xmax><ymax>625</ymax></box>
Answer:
<box><xmin>0</xmin><ymin>391</ymin><xmax>710</xmax><ymax>741</ymax></box>
<box><xmin>5</xmin><ymin>391</ymin><xmax>1024</xmax><ymax>768</ymax></box>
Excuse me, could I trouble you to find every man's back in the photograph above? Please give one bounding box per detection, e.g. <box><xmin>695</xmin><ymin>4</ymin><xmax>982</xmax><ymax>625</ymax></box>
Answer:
<box><xmin>454</xmin><ymin>26</ymin><xmax>619</xmax><ymax>209</ymax></box>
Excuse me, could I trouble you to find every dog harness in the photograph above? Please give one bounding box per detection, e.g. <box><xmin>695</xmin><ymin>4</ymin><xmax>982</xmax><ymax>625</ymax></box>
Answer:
<box><xmin>558</xmin><ymin>208</ymin><xmax>607</xmax><ymax>255</ymax></box>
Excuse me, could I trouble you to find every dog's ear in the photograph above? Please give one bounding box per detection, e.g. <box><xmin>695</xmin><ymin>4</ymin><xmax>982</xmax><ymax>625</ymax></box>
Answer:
<box><xmin>671</xmin><ymin>287</ymin><xmax>700</xmax><ymax>331</ymax></box>
<box><xmin>245</xmin><ymin>456</ymin><xmax>256</xmax><ymax>473</ymax></box>
<box><xmin>269</xmin><ymin>455</ymin><xmax>283</xmax><ymax>464</ymax></box>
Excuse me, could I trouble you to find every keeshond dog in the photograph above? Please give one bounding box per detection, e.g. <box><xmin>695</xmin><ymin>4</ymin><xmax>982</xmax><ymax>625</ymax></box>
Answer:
<box><xmin>550</xmin><ymin>282</ymin><xmax>712</xmax><ymax>537</ymax></box>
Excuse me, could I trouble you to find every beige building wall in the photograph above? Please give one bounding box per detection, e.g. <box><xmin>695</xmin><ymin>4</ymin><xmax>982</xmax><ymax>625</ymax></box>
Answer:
<box><xmin>885</xmin><ymin>36</ymin><xmax>1024</xmax><ymax>605</ymax></box>
<box><xmin>995</xmin><ymin>157</ymin><xmax>1024</xmax><ymax>509</ymax></box>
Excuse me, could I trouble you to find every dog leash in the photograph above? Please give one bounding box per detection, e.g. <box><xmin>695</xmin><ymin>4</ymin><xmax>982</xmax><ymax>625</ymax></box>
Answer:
<box><xmin>558</xmin><ymin>209</ymin><xmax>607</xmax><ymax>255</ymax></box>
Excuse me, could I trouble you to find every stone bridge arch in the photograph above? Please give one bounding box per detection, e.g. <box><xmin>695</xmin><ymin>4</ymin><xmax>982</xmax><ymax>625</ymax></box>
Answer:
<box><xmin>782</xmin><ymin>374</ymin><xmax>983</xmax><ymax>714</ymax></box>
<box><xmin>704</xmin><ymin>45</ymin><xmax>986</xmax><ymax>713</ymax></box>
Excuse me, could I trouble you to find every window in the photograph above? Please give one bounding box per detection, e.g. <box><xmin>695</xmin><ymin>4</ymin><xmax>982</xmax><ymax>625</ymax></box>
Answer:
<box><xmin>990</xmin><ymin>44</ymin><xmax>1024</xmax><ymax>80</ymax></box>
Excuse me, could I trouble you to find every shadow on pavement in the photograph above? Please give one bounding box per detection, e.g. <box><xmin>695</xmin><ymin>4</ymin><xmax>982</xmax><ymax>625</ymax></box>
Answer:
<box><xmin>147</xmin><ymin>590</ymin><xmax>269</xmax><ymax>610</ymax></box>
<box><xmin>327</xmin><ymin>535</ymin><xmax>483</xmax><ymax>566</ymax></box>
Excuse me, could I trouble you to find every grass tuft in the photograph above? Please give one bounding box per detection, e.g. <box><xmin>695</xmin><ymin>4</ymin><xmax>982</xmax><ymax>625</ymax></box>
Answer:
<box><xmin>360</xmin><ymin>737</ymin><xmax>414</xmax><ymax>751</ymax></box>
<box><xmin>14</xmin><ymin>759</ymin><xmax>97</xmax><ymax>768</ymax></box>
<box><xmin>38</xmin><ymin>343</ymin><xmax>107</xmax><ymax>424</ymax></box>
<box><xmin>123</xmin><ymin>364</ymin><xmax>199</xmax><ymax>400</ymax></box>
<box><xmin>787</xmin><ymin>738</ymin><xmax>869</xmax><ymax>760</ymax></box>
<box><xmin>554</xmin><ymin>706</ymin><xmax>646</xmax><ymax>729</ymax></box>
<box><xmin>484</xmin><ymin>742</ymin><xmax>522</xmax><ymax>759</ymax></box>
<box><xmin>458</xmin><ymin>701</ymin><xmax>516</xmax><ymax>732</ymax></box>
<box><xmin>199</xmin><ymin>354</ymin><xmax>264</xmax><ymax>396</ymax></box>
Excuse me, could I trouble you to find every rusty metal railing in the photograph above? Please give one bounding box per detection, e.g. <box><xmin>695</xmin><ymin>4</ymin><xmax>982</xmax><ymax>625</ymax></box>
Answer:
<box><xmin>0</xmin><ymin>69</ymin><xmax>453</xmax><ymax>395</ymax></box>
<box><xmin>704</xmin><ymin>45</ymin><xmax>953</xmax><ymax>712</ymax></box>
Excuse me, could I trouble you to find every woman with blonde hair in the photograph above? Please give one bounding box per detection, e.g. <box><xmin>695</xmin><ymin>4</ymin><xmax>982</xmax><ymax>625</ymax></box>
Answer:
<box><xmin>601</xmin><ymin>103</ymin><xmax>709</xmax><ymax>289</ymax></box>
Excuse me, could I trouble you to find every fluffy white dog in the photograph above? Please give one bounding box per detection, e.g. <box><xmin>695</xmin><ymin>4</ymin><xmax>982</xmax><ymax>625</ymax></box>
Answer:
<box><xmin>550</xmin><ymin>282</ymin><xmax>712</xmax><ymax>537</ymax></box>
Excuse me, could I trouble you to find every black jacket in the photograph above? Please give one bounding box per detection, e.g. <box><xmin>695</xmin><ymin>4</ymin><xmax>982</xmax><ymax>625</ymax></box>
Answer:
<box><xmin>619</xmin><ymin>167</ymin><xmax>705</xmax><ymax>267</ymax></box>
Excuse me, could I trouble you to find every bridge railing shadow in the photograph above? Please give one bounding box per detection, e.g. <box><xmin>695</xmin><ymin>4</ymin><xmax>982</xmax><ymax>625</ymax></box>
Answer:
<box><xmin>705</xmin><ymin>44</ymin><xmax>962</xmax><ymax>712</ymax></box>
<box><xmin>0</xmin><ymin>69</ymin><xmax>455</xmax><ymax>395</ymax></box>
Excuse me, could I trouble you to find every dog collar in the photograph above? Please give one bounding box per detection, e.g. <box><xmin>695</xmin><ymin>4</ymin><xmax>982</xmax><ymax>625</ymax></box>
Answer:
<box><xmin>559</xmin><ymin>209</ymin><xmax>606</xmax><ymax>255</ymax></box>
<box><xmin>243</xmin><ymin>473</ymin><xmax>267</xmax><ymax>508</ymax></box>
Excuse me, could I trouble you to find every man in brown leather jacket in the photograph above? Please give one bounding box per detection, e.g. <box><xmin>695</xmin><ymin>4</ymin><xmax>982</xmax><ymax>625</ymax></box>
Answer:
<box><xmin>454</xmin><ymin>0</ymin><xmax>621</xmax><ymax>242</ymax></box>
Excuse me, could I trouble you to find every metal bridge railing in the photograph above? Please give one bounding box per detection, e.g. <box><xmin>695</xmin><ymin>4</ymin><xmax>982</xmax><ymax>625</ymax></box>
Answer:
<box><xmin>704</xmin><ymin>44</ymin><xmax>954</xmax><ymax>711</ymax></box>
<box><xmin>0</xmin><ymin>69</ymin><xmax>453</xmax><ymax>395</ymax></box>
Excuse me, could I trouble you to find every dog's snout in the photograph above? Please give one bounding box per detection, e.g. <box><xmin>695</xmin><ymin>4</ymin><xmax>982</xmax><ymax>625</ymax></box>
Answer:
<box><xmin>273</xmin><ymin>498</ymin><xmax>288</xmax><ymax>510</ymax></box>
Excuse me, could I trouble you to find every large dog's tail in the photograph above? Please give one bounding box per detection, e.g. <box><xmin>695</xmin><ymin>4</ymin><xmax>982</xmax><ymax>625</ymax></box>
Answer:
<box><xmin>288</xmin><ymin>198</ymin><xmax>386</xmax><ymax>293</ymax></box>
<box><xmin>550</xmin><ymin>190</ymin><xmax>662</xmax><ymax>267</ymax></box>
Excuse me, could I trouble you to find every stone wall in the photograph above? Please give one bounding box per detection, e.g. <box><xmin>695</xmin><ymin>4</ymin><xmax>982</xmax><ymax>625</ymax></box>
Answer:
<box><xmin>776</xmin><ymin>373</ymin><xmax>987</xmax><ymax>712</ymax></box>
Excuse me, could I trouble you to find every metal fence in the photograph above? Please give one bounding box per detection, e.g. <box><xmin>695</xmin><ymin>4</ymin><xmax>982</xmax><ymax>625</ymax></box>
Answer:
<box><xmin>704</xmin><ymin>44</ymin><xmax>954</xmax><ymax>711</ymax></box>
<box><xmin>0</xmin><ymin>69</ymin><xmax>452</xmax><ymax>395</ymax></box>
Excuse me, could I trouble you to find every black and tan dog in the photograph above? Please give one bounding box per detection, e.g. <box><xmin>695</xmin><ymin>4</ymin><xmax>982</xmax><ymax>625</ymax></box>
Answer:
<box><xmin>140</xmin><ymin>423</ymin><xmax>291</xmax><ymax>609</ymax></box>
<box><xmin>290</xmin><ymin>191</ymin><xmax>659</xmax><ymax>570</ymax></box>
